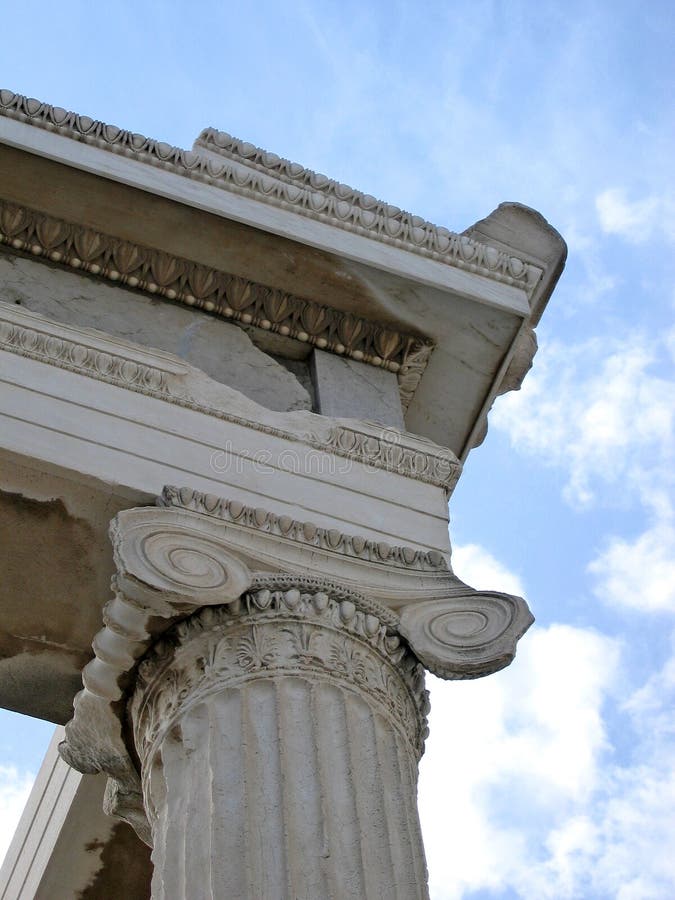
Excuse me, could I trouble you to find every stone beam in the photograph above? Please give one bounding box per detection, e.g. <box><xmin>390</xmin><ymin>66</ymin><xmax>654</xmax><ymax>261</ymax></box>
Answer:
<box><xmin>312</xmin><ymin>348</ymin><xmax>405</xmax><ymax>429</ymax></box>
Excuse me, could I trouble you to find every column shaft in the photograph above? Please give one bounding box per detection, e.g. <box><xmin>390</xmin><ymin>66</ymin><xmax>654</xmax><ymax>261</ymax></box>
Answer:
<box><xmin>131</xmin><ymin>586</ymin><xmax>430</xmax><ymax>900</ymax></box>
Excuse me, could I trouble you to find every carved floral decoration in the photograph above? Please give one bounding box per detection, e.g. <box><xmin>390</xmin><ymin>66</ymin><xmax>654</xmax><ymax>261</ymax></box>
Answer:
<box><xmin>131</xmin><ymin>585</ymin><xmax>431</xmax><ymax>774</ymax></box>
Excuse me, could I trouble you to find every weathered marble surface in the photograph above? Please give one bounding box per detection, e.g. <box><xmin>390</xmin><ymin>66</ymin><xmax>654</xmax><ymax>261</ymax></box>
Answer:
<box><xmin>312</xmin><ymin>348</ymin><xmax>404</xmax><ymax>429</ymax></box>
<box><xmin>54</xmin><ymin>491</ymin><xmax>531</xmax><ymax>898</ymax></box>
<box><xmin>0</xmin><ymin>90</ymin><xmax>566</xmax><ymax>900</ymax></box>
<box><xmin>0</xmin><ymin>102</ymin><xmax>567</xmax><ymax>453</ymax></box>
<box><xmin>131</xmin><ymin>590</ymin><xmax>429</xmax><ymax>899</ymax></box>
<box><xmin>0</xmin><ymin>299</ymin><xmax>456</xmax><ymax>724</ymax></box>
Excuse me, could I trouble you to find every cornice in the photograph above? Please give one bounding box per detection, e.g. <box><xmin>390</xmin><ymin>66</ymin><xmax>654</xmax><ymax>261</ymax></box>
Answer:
<box><xmin>0</xmin><ymin>89</ymin><xmax>542</xmax><ymax>299</ymax></box>
<box><xmin>0</xmin><ymin>198</ymin><xmax>433</xmax><ymax>408</ymax></box>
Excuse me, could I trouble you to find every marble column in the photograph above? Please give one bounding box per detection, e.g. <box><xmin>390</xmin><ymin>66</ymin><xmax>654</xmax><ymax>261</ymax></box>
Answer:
<box><xmin>131</xmin><ymin>583</ymin><xmax>429</xmax><ymax>900</ymax></box>
<box><xmin>60</xmin><ymin>489</ymin><xmax>533</xmax><ymax>900</ymax></box>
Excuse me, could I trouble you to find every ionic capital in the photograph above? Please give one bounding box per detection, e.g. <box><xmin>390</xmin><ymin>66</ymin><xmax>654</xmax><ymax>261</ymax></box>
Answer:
<box><xmin>60</xmin><ymin>485</ymin><xmax>532</xmax><ymax>847</ymax></box>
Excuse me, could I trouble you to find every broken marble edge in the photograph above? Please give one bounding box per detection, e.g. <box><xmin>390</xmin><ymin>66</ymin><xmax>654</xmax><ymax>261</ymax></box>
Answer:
<box><xmin>0</xmin><ymin>299</ymin><xmax>462</xmax><ymax>491</ymax></box>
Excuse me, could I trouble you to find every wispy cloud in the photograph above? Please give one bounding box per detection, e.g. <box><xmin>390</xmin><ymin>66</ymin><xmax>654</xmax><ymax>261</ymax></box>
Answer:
<box><xmin>595</xmin><ymin>188</ymin><xmax>671</xmax><ymax>243</ymax></box>
<box><xmin>419</xmin><ymin>618</ymin><xmax>622</xmax><ymax>899</ymax></box>
<box><xmin>492</xmin><ymin>330</ymin><xmax>675</xmax><ymax>616</ymax></box>
<box><xmin>492</xmin><ymin>332</ymin><xmax>675</xmax><ymax>511</ymax></box>
<box><xmin>420</xmin><ymin>545</ymin><xmax>675</xmax><ymax>898</ymax></box>
<box><xmin>452</xmin><ymin>542</ymin><xmax>526</xmax><ymax>597</ymax></box>
<box><xmin>588</xmin><ymin>521</ymin><xmax>675</xmax><ymax>613</ymax></box>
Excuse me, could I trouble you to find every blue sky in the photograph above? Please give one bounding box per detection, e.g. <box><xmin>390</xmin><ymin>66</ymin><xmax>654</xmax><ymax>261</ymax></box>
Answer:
<box><xmin>1</xmin><ymin>2</ymin><xmax>673</xmax><ymax>897</ymax></box>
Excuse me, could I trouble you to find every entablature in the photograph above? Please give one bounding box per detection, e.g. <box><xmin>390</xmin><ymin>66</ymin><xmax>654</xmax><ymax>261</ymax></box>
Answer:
<box><xmin>0</xmin><ymin>90</ymin><xmax>567</xmax><ymax>456</ymax></box>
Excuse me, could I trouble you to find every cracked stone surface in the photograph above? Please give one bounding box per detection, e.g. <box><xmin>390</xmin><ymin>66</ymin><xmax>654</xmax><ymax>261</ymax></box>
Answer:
<box><xmin>0</xmin><ymin>251</ymin><xmax>312</xmax><ymax>413</ymax></box>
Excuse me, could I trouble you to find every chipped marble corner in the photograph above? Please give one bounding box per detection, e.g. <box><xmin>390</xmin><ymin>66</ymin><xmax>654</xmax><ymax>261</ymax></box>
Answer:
<box><xmin>0</xmin><ymin>197</ymin><xmax>434</xmax><ymax>406</ymax></box>
<box><xmin>497</xmin><ymin>324</ymin><xmax>538</xmax><ymax>396</ymax></box>
<box><xmin>0</xmin><ymin>297</ymin><xmax>191</xmax><ymax>401</ymax></box>
<box><xmin>59</xmin><ymin>503</ymin><xmax>255</xmax><ymax>843</ymax></box>
<box><xmin>0</xmin><ymin>90</ymin><xmax>542</xmax><ymax>298</ymax></box>
<box><xmin>464</xmin><ymin>323</ymin><xmax>539</xmax><ymax>452</ymax></box>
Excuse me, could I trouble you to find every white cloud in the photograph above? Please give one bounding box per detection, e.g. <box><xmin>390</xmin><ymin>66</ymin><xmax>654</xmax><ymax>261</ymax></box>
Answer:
<box><xmin>589</xmin><ymin>520</ymin><xmax>675</xmax><ymax>613</ymax></box>
<box><xmin>451</xmin><ymin>543</ymin><xmax>526</xmax><ymax>597</ymax></box>
<box><xmin>419</xmin><ymin>540</ymin><xmax>675</xmax><ymax>899</ymax></box>
<box><xmin>622</xmin><ymin>638</ymin><xmax>675</xmax><ymax>748</ymax></box>
<box><xmin>561</xmin><ymin>222</ymin><xmax>618</xmax><ymax>308</ymax></box>
<box><xmin>493</xmin><ymin>331</ymin><xmax>675</xmax><ymax>618</ymax></box>
<box><xmin>0</xmin><ymin>765</ymin><xmax>34</xmax><ymax>866</ymax></box>
<box><xmin>419</xmin><ymin>622</ymin><xmax>621</xmax><ymax>899</ymax></box>
<box><xmin>492</xmin><ymin>333</ymin><xmax>675</xmax><ymax>512</ymax></box>
<box><xmin>420</xmin><ymin>613</ymin><xmax>675</xmax><ymax>899</ymax></box>
<box><xmin>585</xmin><ymin>765</ymin><xmax>675</xmax><ymax>899</ymax></box>
<box><xmin>595</xmin><ymin>188</ymin><xmax>662</xmax><ymax>242</ymax></box>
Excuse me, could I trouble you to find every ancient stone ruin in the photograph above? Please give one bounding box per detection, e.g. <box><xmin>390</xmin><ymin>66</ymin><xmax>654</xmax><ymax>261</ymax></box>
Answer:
<box><xmin>0</xmin><ymin>90</ymin><xmax>565</xmax><ymax>898</ymax></box>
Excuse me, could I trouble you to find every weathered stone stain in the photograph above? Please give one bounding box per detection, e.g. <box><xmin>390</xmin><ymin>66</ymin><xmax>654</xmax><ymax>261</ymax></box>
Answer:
<box><xmin>77</xmin><ymin>823</ymin><xmax>152</xmax><ymax>900</ymax></box>
<box><xmin>0</xmin><ymin>489</ymin><xmax>114</xmax><ymax>721</ymax></box>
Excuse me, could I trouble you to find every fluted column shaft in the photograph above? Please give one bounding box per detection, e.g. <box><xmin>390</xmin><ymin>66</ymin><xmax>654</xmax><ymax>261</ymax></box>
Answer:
<box><xmin>129</xmin><ymin>582</ymin><xmax>430</xmax><ymax>900</ymax></box>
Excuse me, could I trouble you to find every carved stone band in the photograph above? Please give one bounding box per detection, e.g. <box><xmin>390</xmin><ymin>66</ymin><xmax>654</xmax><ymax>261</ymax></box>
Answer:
<box><xmin>131</xmin><ymin>585</ymin><xmax>429</xmax><ymax>775</ymax></box>
<box><xmin>0</xmin><ymin>90</ymin><xmax>542</xmax><ymax>299</ymax></box>
<box><xmin>0</xmin><ymin>197</ymin><xmax>434</xmax><ymax>402</ymax></box>
<box><xmin>0</xmin><ymin>302</ymin><xmax>460</xmax><ymax>491</ymax></box>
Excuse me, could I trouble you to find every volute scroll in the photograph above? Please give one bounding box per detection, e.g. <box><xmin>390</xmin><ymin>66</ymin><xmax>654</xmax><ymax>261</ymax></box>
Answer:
<box><xmin>399</xmin><ymin>591</ymin><xmax>534</xmax><ymax>679</ymax></box>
